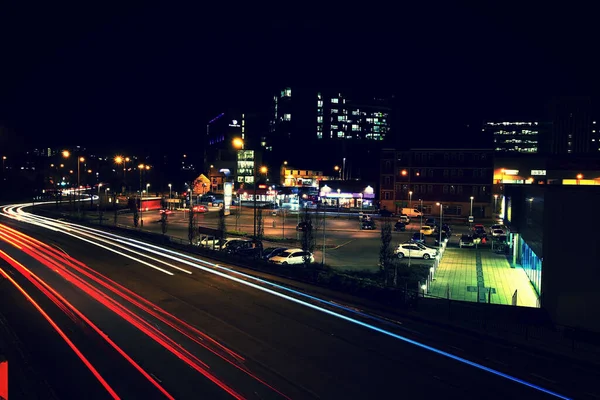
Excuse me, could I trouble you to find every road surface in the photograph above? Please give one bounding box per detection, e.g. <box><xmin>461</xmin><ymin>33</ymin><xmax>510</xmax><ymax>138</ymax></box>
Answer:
<box><xmin>0</xmin><ymin>202</ymin><xmax>591</xmax><ymax>399</ymax></box>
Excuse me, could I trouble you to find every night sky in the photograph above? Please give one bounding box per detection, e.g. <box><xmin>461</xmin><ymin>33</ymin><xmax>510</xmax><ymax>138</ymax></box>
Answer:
<box><xmin>0</xmin><ymin>3</ymin><xmax>597</xmax><ymax>155</ymax></box>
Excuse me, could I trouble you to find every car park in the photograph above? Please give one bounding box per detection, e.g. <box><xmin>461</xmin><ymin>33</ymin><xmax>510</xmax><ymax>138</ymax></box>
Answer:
<box><xmin>394</xmin><ymin>243</ymin><xmax>438</xmax><ymax>259</ymax></box>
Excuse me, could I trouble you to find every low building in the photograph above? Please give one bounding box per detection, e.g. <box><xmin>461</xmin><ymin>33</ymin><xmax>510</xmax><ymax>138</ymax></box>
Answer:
<box><xmin>380</xmin><ymin>148</ymin><xmax>493</xmax><ymax>218</ymax></box>
<box><xmin>504</xmin><ymin>184</ymin><xmax>600</xmax><ymax>333</ymax></box>
<box><xmin>319</xmin><ymin>181</ymin><xmax>376</xmax><ymax>209</ymax></box>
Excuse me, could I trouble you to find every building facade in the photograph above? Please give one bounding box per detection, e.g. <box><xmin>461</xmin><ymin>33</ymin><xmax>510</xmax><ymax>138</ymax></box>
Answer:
<box><xmin>545</xmin><ymin>96</ymin><xmax>598</xmax><ymax>154</ymax></box>
<box><xmin>380</xmin><ymin>148</ymin><xmax>494</xmax><ymax>218</ymax></box>
<box><xmin>266</xmin><ymin>87</ymin><xmax>392</xmax><ymax>182</ymax></box>
<box><xmin>484</xmin><ymin>121</ymin><xmax>546</xmax><ymax>153</ymax></box>
<box><xmin>504</xmin><ymin>184</ymin><xmax>600</xmax><ymax>333</ymax></box>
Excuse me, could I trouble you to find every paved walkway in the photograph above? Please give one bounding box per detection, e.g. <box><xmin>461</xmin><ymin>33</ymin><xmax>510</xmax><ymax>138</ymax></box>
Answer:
<box><xmin>429</xmin><ymin>247</ymin><xmax>539</xmax><ymax>307</ymax></box>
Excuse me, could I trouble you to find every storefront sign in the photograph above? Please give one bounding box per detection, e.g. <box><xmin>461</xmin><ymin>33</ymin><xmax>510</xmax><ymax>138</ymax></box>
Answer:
<box><xmin>531</xmin><ymin>169</ymin><xmax>546</xmax><ymax>176</ymax></box>
<box><xmin>223</xmin><ymin>182</ymin><xmax>233</xmax><ymax>216</ymax></box>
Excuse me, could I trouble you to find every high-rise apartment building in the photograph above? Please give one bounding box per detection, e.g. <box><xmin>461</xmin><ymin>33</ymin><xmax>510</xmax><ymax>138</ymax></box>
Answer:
<box><xmin>484</xmin><ymin>121</ymin><xmax>546</xmax><ymax>153</ymax></box>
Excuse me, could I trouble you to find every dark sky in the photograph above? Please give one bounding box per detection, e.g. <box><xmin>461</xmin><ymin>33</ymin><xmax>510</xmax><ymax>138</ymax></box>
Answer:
<box><xmin>0</xmin><ymin>3</ymin><xmax>598</xmax><ymax>154</ymax></box>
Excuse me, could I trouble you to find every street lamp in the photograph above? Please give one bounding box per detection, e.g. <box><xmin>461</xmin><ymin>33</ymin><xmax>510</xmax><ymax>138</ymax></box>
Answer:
<box><xmin>493</xmin><ymin>194</ymin><xmax>498</xmax><ymax>216</ymax></box>
<box><xmin>1</xmin><ymin>156</ymin><xmax>6</xmax><ymax>175</ymax></box>
<box><xmin>232</xmin><ymin>137</ymin><xmax>244</xmax><ymax>150</ymax></box>
<box><xmin>146</xmin><ymin>183</ymin><xmax>150</xmax><ymax>197</ymax></box>
<box><xmin>436</xmin><ymin>202</ymin><xmax>443</xmax><ymax>248</ymax></box>
<box><xmin>470</xmin><ymin>196</ymin><xmax>474</xmax><ymax>227</ymax></box>
<box><xmin>334</xmin><ymin>165</ymin><xmax>341</xmax><ymax>179</ymax></box>
<box><xmin>576</xmin><ymin>173</ymin><xmax>583</xmax><ymax>185</ymax></box>
<box><xmin>408</xmin><ymin>190</ymin><xmax>413</xmax><ymax>209</ymax></box>
<box><xmin>168</xmin><ymin>183</ymin><xmax>172</xmax><ymax>199</ymax></box>
<box><xmin>419</xmin><ymin>199</ymin><xmax>423</xmax><ymax>240</ymax></box>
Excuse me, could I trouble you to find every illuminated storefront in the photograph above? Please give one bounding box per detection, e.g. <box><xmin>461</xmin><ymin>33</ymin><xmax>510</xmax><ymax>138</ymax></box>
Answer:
<box><xmin>319</xmin><ymin>182</ymin><xmax>375</xmax><ymax>208</ymax></box>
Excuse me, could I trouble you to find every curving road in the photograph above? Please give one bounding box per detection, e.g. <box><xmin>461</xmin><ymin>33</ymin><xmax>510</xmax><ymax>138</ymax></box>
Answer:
<box><xmin>0</xmin><ymin>202</ymin><xmax>588</xmax><ymax>399</ymax></box>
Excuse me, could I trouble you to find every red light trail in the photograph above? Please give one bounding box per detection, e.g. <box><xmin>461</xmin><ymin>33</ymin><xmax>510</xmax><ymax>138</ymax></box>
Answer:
<box><xmin>0</xmin><ymin>223</ymin><xmax>290</xmax><ymax>399</ymax></box>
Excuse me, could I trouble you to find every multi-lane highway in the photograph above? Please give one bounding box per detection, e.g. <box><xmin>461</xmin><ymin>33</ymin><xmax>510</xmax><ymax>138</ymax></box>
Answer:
<box><xmin>0</xmin><ymin>202</ymin><xmax>590</xmax><ymax>399</ymax></box>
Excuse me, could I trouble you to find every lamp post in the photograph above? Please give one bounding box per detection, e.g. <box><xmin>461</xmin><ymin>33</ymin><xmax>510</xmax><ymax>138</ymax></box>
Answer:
<box><xmin>436</xmin><ymin>202</ymin><xmax>443</xmax><ymax>248</ymax></box>
<box><xmin>334</xmin><ymin>165</ymin><xmax>341</xmax><ymax>180</ymax></box>
<box><xmin>419</xmin><ymin>199</ymin><xmax>423</xmax><ymax>240</ymax></box>
<box><xmin>493</xmin><ymin>194</ymin><xmax>498</xmax><ymax>217</ymax></box>
<box><xmin>146</xmin><ymin>183</ymin><xmax>150</xmax><ymax>197</ymax></box>
<box><xmin>1</xmin><ymin>156</ymin><xmax>6</xmax><ymax>176</ymax></box>
<box><xmin>470</xmin><ymin>196</ymin><xmax>474</xmax><ymax>227</ymax></box>
<box><xmin>408</xmin><ymin>190</ymin><xmax>413</xmax><ymax>209</ymax></box>
<box><xmin>576</xmin><ymin>173</ymin><xmax>583</xmax><ymax>185</ymax></box>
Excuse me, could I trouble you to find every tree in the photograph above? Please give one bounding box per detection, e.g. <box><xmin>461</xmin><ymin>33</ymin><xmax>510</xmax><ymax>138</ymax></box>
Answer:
<box><xmin>255</xmin><ymin>208</ymin><xmax>264</xmax><ymax>254</ymax></box>
<box><xmin>379</xmin><ymin>217</ymin><xmax>393</xmax><ymax>285</ymax></box>
<box><xmin>218</xmin><ymin>207</ymin><xmax>226</xmax><ymax>239</ymax></box>
<box><xmin>188</xmin><ymin>208</ymin><xmax>195</xmax><ymax>244</ymax></box>
<box><xmin>300</xmin><ymin>205</ymin><xmax>316</xmax><ymax>265</ymax></box>
<box><xmin>129</xmin><ymin>197</ymin><xmax>139</xmax><ymax>228</ymax></box>
<box><xmin>160</xmin><ymin>212</ymin><xmax>168</xmax><ymax>235</ymax></box>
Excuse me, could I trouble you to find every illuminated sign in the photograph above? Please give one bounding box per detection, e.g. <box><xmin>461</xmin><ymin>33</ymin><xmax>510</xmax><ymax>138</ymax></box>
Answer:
<box><xmin>223</xmin><ymin>182</ymin><xmax>233</xmax><ymax>216</ymax></box>
<box><xmin>229</xmin><ymin>119</ymin><xmax>241</xmax><ymax>127</ymax></box>
<box><xmin>258</xmin><ymin>184</ymin><xmax>267</xmax><ymax>189</ymax></box>
<box><xmin>503</xmin><ymin>169</ymin><xmax>519</xmax><ymax>175</ymax></box>
<box><xmin>531</xmin><ymin>169</ymin><xmax>546</xmax><ymax>176</ymax></box>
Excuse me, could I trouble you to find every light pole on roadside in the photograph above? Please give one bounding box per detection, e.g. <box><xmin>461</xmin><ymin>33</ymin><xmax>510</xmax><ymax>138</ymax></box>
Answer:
<box><xmin>419</xmin><ymin>199</ymin><xmax>423</xmax><ymax>241</ymax></box>
<box><xmin>470</xmin><ymin>196</ymin><xmax>474</xmax><ymax>227</ymax></box>
<box><xmin>409</xmin><ymin>190</ymin><xmax>413</xmax><ymax>209</ymax></box>
<box><xmin>436</xmin><ymin>202</ymin><xmax>443</xmax><ymax>248</ymax></box>
<box><xmin>493</xmin><ymin>194</ymin><xmax>498</xmax><ymax>217</ymax></box>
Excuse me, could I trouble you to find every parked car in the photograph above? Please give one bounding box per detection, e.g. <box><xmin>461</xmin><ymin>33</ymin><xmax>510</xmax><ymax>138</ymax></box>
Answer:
<box><xmin>434</xmin><ymin>232</ymin><xmax>449</xmax><ymax>246</ymax></box>
<box><xmin>379</xmin><ymin>209</ymin><xmax>395</xmax><ymax>217</ymax></box>
<box><xmin>405</xmin><ymin>240</ymin><xmax>438</xmax><ymax>251</ymax></box>
<box><xmin>261</xmin><ymin>247</ymin><xmax>288</xmax><ymax>260</ymax></box>
<box><xmin>193</xmin><ymin>205</ymin><xmax>208</xmax><ymax>213</ymax></box>
<box><xmin>296</xmin><ymin>221</ymin><xmax>312</xmax><ymax>231</ymax></box>
<box><xmin>473</xmin><ymin>224</ymin><xmax>485</xmax><ymax>231</ymax></box>
<box><xmin>425</xmin><ymin>218</ymin><xmax>437</xmax><ymax>226</ymax></box>
<box><xmin>399</xmin><ymin>214</ymin><xmax>410</xmax><ymax>224</ymax></box>
<box><xmin>269</xmin><ymin>248</ymin><xmax>314</xmax><ymax>265</ymax></box>
<box><xmin>412</xmin><ymin>232</ymin><xmax>426</xmax><ymax>244</ymax></box>
<box><xmin>361</xmin><ymin>220</ymin><xmax>376</xmax><ymax>230</ymax></box>
<box><xmin>197</xmin><ymin>236</ymin><xmax>236</xmax><ymax>250</ymax></box>
<box><xmin>459</xmin><ymin>235</ymin><xmax>475</xmax><ymax>248</ymax></box>
<box><xmin>491</xmin><ymin>229</ymin><xmax>505</xmax><ymax>237</ymax></box>
<box><xmin>489</xmin><ymin>224</ymin><xmax>504</xmax><ymax>234</ymax></box>
<box><xmin>224</xmin><ymin>239</ymin><xmax>254</xmax><ymax>254</ymax></box>
<box><xmin>420</xmin><ymin>226</ymin><xmax>435</xmax><ymax>236</ymax></box>
<box><xmin>394</xmin><ymin>243</ymin><xmax>438</xmax><ymax>260</ymax></box>
<box><xmin>394</xmin><ymin>221</ymin><xmax>406</xmax><ymax>232</ymax></box>
<box><xmin>441</xmin><ymin>224</ymin><xmax>452</xmax><ymax>234</ymax></box>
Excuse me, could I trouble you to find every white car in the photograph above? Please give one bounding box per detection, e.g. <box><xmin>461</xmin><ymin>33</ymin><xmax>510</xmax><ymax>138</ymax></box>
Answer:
<box><xmin>491</xmin><ymin>229</ymin><xmax>505</xmax><ymax>237</ymax></box>
<box><xmin>196</xmin><ymin>236</ymin><xmax>236</xmax><ymax>250</ymax></box>
<box><xmin>489</xmin><ymin>224</ymin><xmax>504</xmax><ymax>234</ymax></box>
<box><xmin>394</xmin><ymin>244</ymin><xmax>437</xmax><ymax>260</ymax></box>
<box><xmin>420</xmin><ymin>226</ymin><xmax>435</xmax><ymax>236</ymax></box>
<box><xmin>269</xmin><ymin>248</ymin><xmax>314</xmax><ymax>265</ymax></box>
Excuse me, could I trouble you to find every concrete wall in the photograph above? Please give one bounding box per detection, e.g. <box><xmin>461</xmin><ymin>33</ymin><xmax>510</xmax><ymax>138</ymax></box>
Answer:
<box><xmin>543</xmin><ymin>186</ymin><xmax>600</xmax><ymax>332</ymax></box>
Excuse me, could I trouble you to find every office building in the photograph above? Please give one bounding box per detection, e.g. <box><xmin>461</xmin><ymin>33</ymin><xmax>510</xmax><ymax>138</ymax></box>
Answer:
<box><xmin>380</xmin><ymin>148</ymin><xmax>494</xmax><ymax>217</ymax></box>
<box><xmin>484</xmin><ymin>121</ymin><xmax>546</xmax><ymax>153</ymax></box>
<box><xmin>504</xmin><ymin>184</ymin><xmax>600</xmax><ymax>332</ymax></box>
<box><xmin>266</xmin><ymin>87</ymin><xmax>392</xmax><ymax>180</ymax></box>
<box><xmin>545</xmin><ymin>96</ymin><xmax>598</xmax><ymax>154</ymax></box>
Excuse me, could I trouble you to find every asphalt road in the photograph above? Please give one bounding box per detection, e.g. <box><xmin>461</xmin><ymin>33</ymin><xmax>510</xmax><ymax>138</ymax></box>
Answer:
<box><xmin>0</xmin><ymin>204</ymin><xmax>592</xmax><ymax>399</ymax></box>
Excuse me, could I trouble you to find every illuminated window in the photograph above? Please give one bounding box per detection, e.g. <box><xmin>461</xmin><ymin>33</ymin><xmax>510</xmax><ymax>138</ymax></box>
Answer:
<box><xmin>284</xmin><ymin>114</ymin><xmax>291</xmax><ymax>121</ymax></box>
<box><xmin>317</xmin><ymin>116</ymin><xmax>323</xmax><ymax>123</ymax></box>
<box><xmin>331</xmin><ymin>109</ymin><xmax>338</xmax><ymax>114</ymax></box>
<box><xmin>337</xmin><ymin>115</ymin><xmax>346</xmax><ymax>122</ymax></box>
<box><xmin>317</xmin><ymin>100</ymin><xmax>323</xmax><ymax>107</ymax></box>
<box><xmin>352</xmin><ymin>124</ymin><xmax>360</xmax><ymax>131</ymax></box>
<box><xmin>331</xmin><ymin>98</ymin><xmax>338</xmax><ymax>103</ymax></box>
